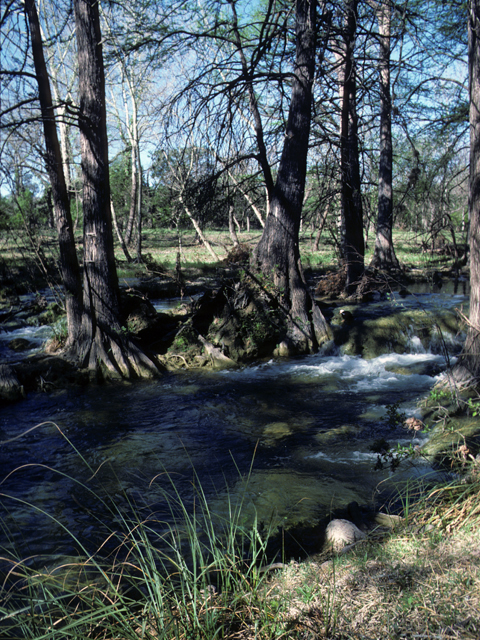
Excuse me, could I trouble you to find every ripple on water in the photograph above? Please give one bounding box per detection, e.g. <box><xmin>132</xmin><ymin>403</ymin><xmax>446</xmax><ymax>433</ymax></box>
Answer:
<box><xmin>0</xmin><ymin>338</ymin><xmax>458</xmax><ymax>563</ymax></box>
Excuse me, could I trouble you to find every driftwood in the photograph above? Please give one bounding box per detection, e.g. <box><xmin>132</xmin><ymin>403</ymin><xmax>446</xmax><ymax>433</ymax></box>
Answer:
<box><xmin>197</xmin><ymin>334</ymin><xmax>236</xmax><ymax>369</ymax></box>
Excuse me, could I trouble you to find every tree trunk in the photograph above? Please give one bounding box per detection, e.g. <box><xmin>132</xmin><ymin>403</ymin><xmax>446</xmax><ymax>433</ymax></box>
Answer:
<box><xmin>178</xmin><ymin>192</ymin><xmax>219</xmax><ymax>260</ymax></box>
<box><xmin>313</xmin><ymin>203</ymin><xmax>331</xmax><ymax>251</ymax></box>
<box><xmin>453</xmin><ymin>0</ymin><xmax>480</xmax><ymax>385</ymax></box>
<box><xmin>124</xmin><ymin>143</ymin><xmax>138</xmax><ymax>246</ymax></box>
<box><xmin>50</xmin><ymin>75</ymin><xmax>73</xmax><ymax>197</ymax></box>
<box><xmin>24</xmin><ymin>0</ymin><xmax>83</xmax><ymax>349</ymax></box>
<box><xmin>253</xmin><ymin>0</ymin><xmax>330</xmax><ymax>355</ymax></box>
<box><xmin>111</xmin><ymin>197</ymin><xmax>133</xmax><ymax>262</ymax></box>
<box><xmin>135</xmin><ymin>140</ymin><xmax>143</xmax><ymax>262</ymax></box>
<box><xmin>370</xmin><ymin>0</ymin><xmax>400</xmax><ymax>271</ymax></box>
<box><xmin>229</xmin><ymin>205</ymin><xmax>240</xmax><ymax>246</ymax></box>
<box><xmin>338</xmin><ymin>0</ymin><xmax>365</xmax><ymax>294</ymax></box>
<box><xmin>73</xmin><ymin>0</ymin><xmax>158</xmax><ymax>378</ymax></box>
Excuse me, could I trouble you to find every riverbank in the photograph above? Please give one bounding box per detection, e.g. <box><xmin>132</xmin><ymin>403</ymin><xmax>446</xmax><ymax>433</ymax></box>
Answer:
<box><xmin>0</xmin><ymin>259</ymin><xmax>468</xmax><ymax>404</ymax></box>
<box><xmin>264</xmin><ymin>460</ymin><xmax>480</xmax><ymax>639</ymax></box>
<box><xmin>0</xmin><ymin>224</ymin><xmax>471</xmax><ymax>400</ymax></box>
<box><xmin>1</xmin><ymin>447</ymin><xmax>478</xmax><ymax>639</ymax></box>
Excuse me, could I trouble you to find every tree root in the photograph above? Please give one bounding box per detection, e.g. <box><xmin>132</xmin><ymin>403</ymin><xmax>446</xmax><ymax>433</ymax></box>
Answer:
<box><xmin>76</xmin><ymin>327</ymin><xmax>161</xmax><ymax>379</ymax></box>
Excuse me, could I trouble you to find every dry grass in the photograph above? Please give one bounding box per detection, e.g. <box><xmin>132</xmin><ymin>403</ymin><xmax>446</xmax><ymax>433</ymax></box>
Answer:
<box><xmin>262</xmin><ymin>477</ymin><xmax>480</xmax><ymax>639</ymax></box>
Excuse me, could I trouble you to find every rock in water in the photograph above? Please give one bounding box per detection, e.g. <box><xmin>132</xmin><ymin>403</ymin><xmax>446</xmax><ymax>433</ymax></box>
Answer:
<box><xmin>325</xmin><ymin>518</ymin><xmax>366</xmax><ymax>552</ymax></box>
<box><xmin>339</xmin><ymin>309</ymin><xmax>354</xmax><ymax>324</ymax></box>
<box><xmin>8</xmin><ymin>338</ymin><xmax>34</xmax><ymax>352</ymax></box>
<box><xmin>0</xmin><ymin>364</ymin><xmax>24</xmax><ymax>403</ymax></box>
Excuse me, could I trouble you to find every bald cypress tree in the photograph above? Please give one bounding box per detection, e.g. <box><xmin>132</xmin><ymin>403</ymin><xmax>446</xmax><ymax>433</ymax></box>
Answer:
<box><xmin>24</xmin><ymin>0</ymin><xmax>83</xmax><ymax>349</ymax></box>
<box><xmin>254</xmin><ymin>0</ymin><xmax>330</xmax><ymax>355</ymax></box>
<box><xmin>453</xmin><ymin>0</ymin><xmax>480</xmax><ymax>384</ymax></box>
<box><xmin>71</xmin><ymin>0</ymin><xmax>159</xmax><ymax>377</ymax></box>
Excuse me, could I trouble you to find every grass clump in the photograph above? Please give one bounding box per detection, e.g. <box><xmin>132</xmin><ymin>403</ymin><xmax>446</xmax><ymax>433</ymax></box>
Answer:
<box><xmin>2</xmin><ymin>429</ymin><xmax>480</xmax><ymax>639</ymax></box>
<box><xmin>0</xmin><ymin>440</ymin><xmax>281</xmax><ymax>640</ymax></box>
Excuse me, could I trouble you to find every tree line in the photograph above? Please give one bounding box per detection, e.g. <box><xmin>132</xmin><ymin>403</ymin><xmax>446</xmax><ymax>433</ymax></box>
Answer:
<box><xmin>1</xmin><ymin>0</ymin><xmax>477</xmax><ymax>381</ymax></box>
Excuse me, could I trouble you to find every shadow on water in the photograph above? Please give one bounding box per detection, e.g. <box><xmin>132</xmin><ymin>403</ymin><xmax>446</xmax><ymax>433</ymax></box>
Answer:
<box><xmin>0</xmin><ymin>288</ymin><xmax>468</xmax><ymax>571</ymax></box>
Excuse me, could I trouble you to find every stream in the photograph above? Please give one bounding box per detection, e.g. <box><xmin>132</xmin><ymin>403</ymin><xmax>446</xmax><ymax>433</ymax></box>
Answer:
<box><xmin>0</xmin><ymin>285</ymin><xmax>468</xmax><ymax>571</ymax></box>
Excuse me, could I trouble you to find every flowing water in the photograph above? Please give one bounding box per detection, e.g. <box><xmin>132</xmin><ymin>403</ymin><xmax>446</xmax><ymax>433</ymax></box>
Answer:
<box><xmin>0</xmin><ymin>286</ymin><xmax>468</xmax><ymax>570</ymax></box>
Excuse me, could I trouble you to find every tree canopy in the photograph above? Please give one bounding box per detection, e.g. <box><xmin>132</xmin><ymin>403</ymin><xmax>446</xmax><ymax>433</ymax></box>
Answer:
<box><xmin>0</xmin><ymin>0</ymin><xmax>472</xmax><ymax>371</ymax></box>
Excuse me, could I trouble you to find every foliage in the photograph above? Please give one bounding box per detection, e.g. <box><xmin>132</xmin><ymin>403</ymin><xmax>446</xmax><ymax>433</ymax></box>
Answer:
<box><xmin>466</xmin><ymin>396</ymin><xmax>480</xmax><ymax>417</ymax></box>
<box><xmin>168</xmin><ymin>322</ymin><xmax>199</xmax><ymax>354</ymax></box>
<box><xmin>427</xmin><ymin>386</ymin><xmax>456</xmax><ymax>406</ymax></box>
<box><xmin>149</xmin><ymin>146</ymin><xmax>228</xmax><ymax>230</ymax></box>
<box><xmin>385</xmin><ymin>401</ymin><xmax>407</xmax><ymax>429</ymax></box>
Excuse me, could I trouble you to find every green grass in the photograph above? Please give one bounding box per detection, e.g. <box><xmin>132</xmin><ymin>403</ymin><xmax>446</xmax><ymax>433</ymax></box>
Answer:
<box><xmin>266</xmin><ymin>455</ymin><xmax>480</xmax><ymax>639</ymax></box>
<box><xmin>2</xmin><ymin>435</ymin><xmax>480</xmax><ymax>639</ymax></box>
<box><xmin>1</xmin><ymin>225</ymin><xmax>461</xmax><ymax>294</ymax></box>
<box><xmin>0</xmin><ymin>434</ymin><xmax>281</xmax><ymax>640</ymax></box>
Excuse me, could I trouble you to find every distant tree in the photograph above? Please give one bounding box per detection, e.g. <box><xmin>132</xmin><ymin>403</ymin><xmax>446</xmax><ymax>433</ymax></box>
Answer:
<box><xmin>336</xmin><ymin>0</ymin><xmax>365</xmax><ymax>292</ymax></box>
<box><xmin>370</xmin><ymin>0</ymin><xmax>400</xmax><ymax>271</ymax></box>
<box><xmin>150</xmin><ymin>144</ymin><xmax>223</xmax><ymax>254</ymax></box>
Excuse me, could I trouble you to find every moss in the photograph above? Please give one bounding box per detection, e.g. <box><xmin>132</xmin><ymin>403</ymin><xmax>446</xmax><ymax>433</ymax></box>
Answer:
<box><xmin>333</xmin><ymin>307</ymin><xmax>463</xmax><ymax>359</ymax></box>
<box><xmin>420</xmin><ymin>415</ymin><xmax>480</xmax><ymax>460</ymax></box>
<box><xmin>37</xmin><ymin>302</ymin><xmax>64</xmax><ymax>326</ymax></box>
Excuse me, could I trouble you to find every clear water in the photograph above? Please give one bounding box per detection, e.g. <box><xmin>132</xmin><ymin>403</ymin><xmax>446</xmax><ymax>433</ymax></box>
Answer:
<box><xmin>0</xmin><ymin>289</ymin><xmax>466</xmax><ymax>569</ymax></box>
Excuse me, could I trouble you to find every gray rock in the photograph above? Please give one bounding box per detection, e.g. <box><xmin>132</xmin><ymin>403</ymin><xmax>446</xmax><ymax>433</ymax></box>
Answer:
<box><xmin>0</xmin><ymin>364</ymin><xmax>24</xmax><ymax>402</ymax></box>
<box><xmin>325</xmin><ymin>518</ymin><xmax>366</xmax><ymax>552</ymax></box>
<box><xmin>8</xmin><ymin>338</ymin><xmax>34</xmax><ymax>352</ymax></box>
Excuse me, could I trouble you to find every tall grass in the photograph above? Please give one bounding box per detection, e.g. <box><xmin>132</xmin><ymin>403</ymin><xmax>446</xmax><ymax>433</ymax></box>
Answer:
<box><xmin>0</xmin><ymin>434</ymin><xmax>281</xmax><ymax>640</ymax></box>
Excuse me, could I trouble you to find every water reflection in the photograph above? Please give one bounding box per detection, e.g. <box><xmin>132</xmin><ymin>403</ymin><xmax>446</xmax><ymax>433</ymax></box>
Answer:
<box><xmin>0</xmin><ymin>348</ymin><xmax>453</xmax><ymax>565</ymax></box>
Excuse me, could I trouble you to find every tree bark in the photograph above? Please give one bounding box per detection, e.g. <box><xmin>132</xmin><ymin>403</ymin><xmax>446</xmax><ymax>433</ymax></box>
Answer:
<box><xmin>24</xmin><ymin>0</ymin><xmax>83</xmax><ymax>349</ymax></box>
<box><xmin>453</xmin><ymin>0</ymin><xmax>480</xmax><ymax>384</ymax></box>
<box><xmin>338</xmin><ymin>0</ymin><xmax>365</xmax><ymax>293</ymax></box>
<box><xmin>228</xmin><ymin>205</ymin><xmax>240</xmax><ymax>246</ymax></box>
<box><xmin>370</xmin><ymin>0</ymin><xmax>400</xmax><ymax>271</ymax></box>
<box><xmin>73</xmin><ymin>0</ymin><xmax>158</xmax><ymax>377</ymax></box>
<box><xmin>135</xmin><ymin>137</ymin><xmax>143</xmax><ymax>262</ymax></box>
<box><xmin>253</xmin><ymin>0</ymin><xmax>330</xmax><ymax>355</ymax></box>
<box><xmin>124</xmin><ymin>142</ymin><xmax>138</xmax><ymax>246</ymax></box>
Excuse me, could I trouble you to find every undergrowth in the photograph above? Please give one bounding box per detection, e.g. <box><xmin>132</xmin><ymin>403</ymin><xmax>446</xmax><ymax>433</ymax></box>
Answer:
<box><xmin>0</xmin><ymin>429</ymin><xmax>279</xmax><ymax>640</ymax></box>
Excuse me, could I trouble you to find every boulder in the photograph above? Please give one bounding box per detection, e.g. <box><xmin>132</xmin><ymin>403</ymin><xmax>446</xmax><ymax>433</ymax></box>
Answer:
<box><xmin>8</xmin><ymin>338</ymin><xmax>34</xmax><ymax>352</ymax></box>
<box><xmin>325</xmin><ymin>518</ymin><xmax>366</xmax><ymax>552</ymax></box>
<box><xmin>0</xmin><ymin>364</ymin><xmax>24</xmax><ymax>403</ymax></box>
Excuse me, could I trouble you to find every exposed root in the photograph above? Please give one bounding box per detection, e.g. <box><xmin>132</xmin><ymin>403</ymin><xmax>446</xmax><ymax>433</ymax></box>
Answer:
<box><xmin>77</xmin><ymin>327</ymin><xmax>161</xmax><ymax>379</ymax></box>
